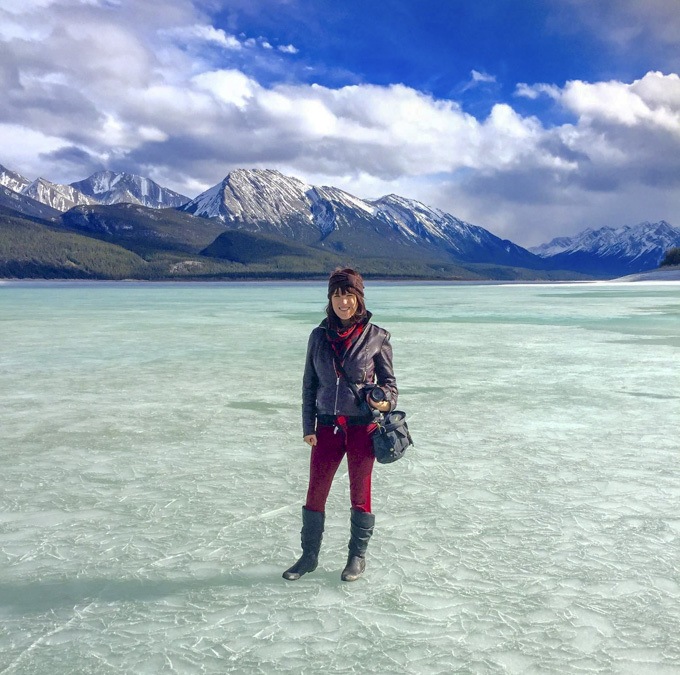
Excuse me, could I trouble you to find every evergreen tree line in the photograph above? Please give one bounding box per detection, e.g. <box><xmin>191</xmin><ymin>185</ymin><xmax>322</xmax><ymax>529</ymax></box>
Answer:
<box><xmin>661</xmin><ymin>247</ymin><xmax>680</xmax><ymax>266</ymax></box>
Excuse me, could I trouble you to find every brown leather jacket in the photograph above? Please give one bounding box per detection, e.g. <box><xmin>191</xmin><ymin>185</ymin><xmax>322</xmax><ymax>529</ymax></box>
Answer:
<box><xmin>302</xmin><ymin>319</ymin><xmax>398</xmax><ymax>436</ymax></box>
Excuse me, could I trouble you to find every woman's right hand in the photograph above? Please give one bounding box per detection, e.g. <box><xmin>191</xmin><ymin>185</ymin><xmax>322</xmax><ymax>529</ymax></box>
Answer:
<box><xmin>303</xmin><ymin>434</ymin><xmax>317</xmax><ymax>447</ymax></box>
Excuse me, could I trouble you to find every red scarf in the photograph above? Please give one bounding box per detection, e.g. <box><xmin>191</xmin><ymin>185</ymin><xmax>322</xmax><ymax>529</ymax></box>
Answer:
<box><xmin>324</xmin><ymin>319</ymin><xmax>366</xmax><ymax>367</ymax></box>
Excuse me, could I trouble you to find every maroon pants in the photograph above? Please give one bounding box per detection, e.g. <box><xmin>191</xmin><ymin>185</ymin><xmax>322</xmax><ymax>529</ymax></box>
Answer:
<box><xmin>305</xmin><ymin>424</ymin><xmax>376</xmax><ymax>513</ymax></box>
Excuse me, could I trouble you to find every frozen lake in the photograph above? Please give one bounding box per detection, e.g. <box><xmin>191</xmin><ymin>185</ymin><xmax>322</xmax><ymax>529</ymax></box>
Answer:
<box><xmin>1</xmin><ymin>280</ymin><xmax>679</xmax><ymax>674</ymax></box>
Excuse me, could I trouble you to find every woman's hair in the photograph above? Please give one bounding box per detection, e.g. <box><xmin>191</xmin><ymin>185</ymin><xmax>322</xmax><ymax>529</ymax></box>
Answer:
<box><xmin>325</xmin><ymin>267</ymin><xmax>367</xmax><ymax>327</ymax></box>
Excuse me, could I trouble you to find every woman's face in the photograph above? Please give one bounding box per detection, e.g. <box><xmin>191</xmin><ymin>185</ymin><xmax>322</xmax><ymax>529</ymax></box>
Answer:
<box><xmin>331</xmin><ymin>288</ymin><xmax>358</xmax><ymax>323</ymax></box>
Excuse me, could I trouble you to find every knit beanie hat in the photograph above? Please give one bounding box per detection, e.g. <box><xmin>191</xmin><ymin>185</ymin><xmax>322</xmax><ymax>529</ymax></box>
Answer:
<box><xmin>327</xmin><ymin>268</ymin><xmax>365</xmax><ymax>298</ymax></box>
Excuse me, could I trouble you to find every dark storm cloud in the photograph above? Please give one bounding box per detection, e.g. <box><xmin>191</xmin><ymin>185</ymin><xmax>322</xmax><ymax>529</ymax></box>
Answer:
<box><xmin>40</xmin><ymin>146</ymin><xmax>104</xmax><ymax>179</ymax></box>
<box><xmin>1</xmin><ymin>83</ymin><xmax>103</xmax><ymax>140</ymax></box>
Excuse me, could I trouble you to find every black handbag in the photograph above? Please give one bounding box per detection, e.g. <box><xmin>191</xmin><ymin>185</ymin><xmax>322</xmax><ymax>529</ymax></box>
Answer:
<box><xmin>333</xmin><ymin>358</ymin><xmax>413</xmax><ymax>464</ymax></box>
<box><xmin>371</xmin><ymin>410</ymin><xmax>413</xmax><ymax>463</ymax></box>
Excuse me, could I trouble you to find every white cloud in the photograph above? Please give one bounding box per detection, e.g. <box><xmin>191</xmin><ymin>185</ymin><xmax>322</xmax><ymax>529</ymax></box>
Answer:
<box><xmin>192</xmin><ymin>69</ymin><xmax>258</xmax><ymax>109</ymax></box>
<box><xmin>515</xmin><ymin>82</ymin><xmax>561</xmax><ymax>100</ymax></box>
<box><xmin>138</xmin><ymin>125</ymin><xmax>168</xmax><ymax>142</ymax></box>
<box><xmin>437</xmin><ymin>71</ymin><xmax>680</xmax><ymax>243</ymax></box>
<box><xmin>161</xmin><ymin>25</ymin><xmax>298</xmax><ymax>56</ymax></box>
<box><xmin>471</xmin><ymin>69</ymin><xmax>496</xmax><ymax>84</ymax></box>
<box><xmin>175</xmin><ymin>24</ymin><xmax>242</xmax><ymax>50</ymax></box>
<box><xmin>560</xmin><ymin>73</ymin><xmax>680</xmax><ymax>130</ymax></box>
<box><xmin>0</xmin><ymin>123</ymin><xmax>77</xmax><ymax>179</ymax></box>
<box><xmin>459</xmin><ymin>69</ymin><xmax>497</xmax><ymax>93</ymax></box>
<box><xmin>0</xmin><ymin>12</ymin><xmax>50</xmax><ymax>41</ymax></box>
<box><xmin>1</xmin><ymin>1</ymin><xmax>679</xmax><ymax>247</ymax></box>
<box><xmin>1</xmin><ymin>0</ymin><xmax>57</xmax><ymax>13</ymax></box>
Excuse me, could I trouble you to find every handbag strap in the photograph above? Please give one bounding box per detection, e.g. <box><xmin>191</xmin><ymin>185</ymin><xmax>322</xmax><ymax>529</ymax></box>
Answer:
<box><xmin>333</xmin><ymin>355</ymin><xmax>385</xmax><ymax>425</ymax></box>
<box><xmin>332</xmin><ymin>356</ymin><xmax>364</xmax><ymax>406</ymax></box>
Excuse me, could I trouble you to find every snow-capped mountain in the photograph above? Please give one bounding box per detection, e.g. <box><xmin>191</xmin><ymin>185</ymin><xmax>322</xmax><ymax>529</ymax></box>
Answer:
<box><xmin>0</xmin><ymin>163</ymin><xmax>188</xmax><ymax>214</ymax></box>
<box><xmin>531</xmin><ymin>221</ymin><xmax>680</xmax><ymax>276</ymax></box>
<box><xmin>71</xmin><ymin>171</ymin><xmax>189</xmax><ymax>209</ymax></box>
<box><xmin>0</xmin><ymin>184</ymin><xmax>61</xmax><ymax>221</ymax></box>
<box><xmin>181</xmin><ymin>169</ymin><xmax>319</xmax><ymax>239</ymax></box>
<box><xmin>0</xmin><ymin>164</ymin><xmax>31</xmax><ymax>193</ymax></box>
<box><xmin>3</xmin><ymin>160</ymin><xmax>677</xmax><ymax>278</ymax></box>
<box><xmin>181</xmin><ymin>169</ymin><xmax>546</xmax><ymax>267</ymax></box>
<box><xmin>22</xmin><ymin>178</ymin><xmax>98</xmax><ymax>212</ymax></box>
<box><xmin>373</xmin><ymin>194</ymin><xmax>542</xmax><ymax>267</ymax></box>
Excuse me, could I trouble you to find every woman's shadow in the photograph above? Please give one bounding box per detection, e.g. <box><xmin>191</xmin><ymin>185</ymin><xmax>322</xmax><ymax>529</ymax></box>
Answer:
<box><xmin>0</xmin><ymin>567</ymin><xmax>283</xmax><ymax>615</ymax></box>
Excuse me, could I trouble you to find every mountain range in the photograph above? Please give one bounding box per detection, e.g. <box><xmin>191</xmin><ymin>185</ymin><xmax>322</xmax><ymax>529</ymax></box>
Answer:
<box><xmin>0</xmin><ymin>164</ymin><xmax>189</xmax><ymax>213</ymax></box>
<box><xmin>1</xmin><ymin>162</ymin><xmax>678</xmax><ymax>280</ymax></box>
<box><xmin>529</xmin><ymin>221</ymin><xmax>680</xmax><ymax>276</ymax></box>
<box><xmin>180</xmin><ymin>169</ymin><xmax>544</xmax><ymax>269</ymax></box>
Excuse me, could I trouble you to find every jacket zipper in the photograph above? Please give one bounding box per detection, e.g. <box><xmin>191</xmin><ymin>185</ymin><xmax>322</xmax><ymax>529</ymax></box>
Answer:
<box><xmin>332</xmin><ymin>376</ymin><xmax>341</xmax><ymax>434</ymax></box>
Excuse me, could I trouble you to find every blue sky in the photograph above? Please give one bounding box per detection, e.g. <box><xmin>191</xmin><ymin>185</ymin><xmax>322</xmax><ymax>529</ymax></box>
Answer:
<box><xmin>218</xmin><ymin>1</ymin><xmax>595</xmax><ymax>104</ymax></box>
<box><xmin>218</xmin><ymin>1</ymin><xmax>664</xmax><ymax>85</ymax></box>
<box><xmin>1</xmin><ymin>0</ymin><xmax>679</xmax><ymax>245</ymax></box>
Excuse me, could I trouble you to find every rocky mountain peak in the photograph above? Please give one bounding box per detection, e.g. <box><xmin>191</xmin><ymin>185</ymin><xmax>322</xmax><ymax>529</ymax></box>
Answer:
<box><xmin>0</xmin><ymin>164</ymin><xmax>31</xmax><ymax>193</ymax></box>
<box><xmin>529</xmin><ymin>220</ymin><xmax>680</xmax><ymax>275</ymax></box>
<box><xmin>22</xmin><ymin>178</ymin><xmax>97</xmax><ymax>212</ymax></box>
<box><xmin>71</xmin><ymin>171</ymin><xmax>189</xmax><ymax>208</ymax></box>
<box><xmin>182</xmin><ymin>169</ymin><xmax>313</xmax><ymax>230</ymax></box>
<box><xmin>531</xmin><ymin>221</ymin><xmax>680</xmax><ymax>258</ymax></box>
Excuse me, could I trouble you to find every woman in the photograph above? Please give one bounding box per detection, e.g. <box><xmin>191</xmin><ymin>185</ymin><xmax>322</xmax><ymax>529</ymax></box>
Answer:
<box><xmin>283</xmin><ymin>268</ymin><xmax>398</xmax><ymax>582</ymax></box>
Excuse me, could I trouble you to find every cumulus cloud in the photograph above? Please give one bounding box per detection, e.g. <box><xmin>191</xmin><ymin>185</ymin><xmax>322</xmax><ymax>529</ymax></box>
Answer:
<box><xmin>1</xmin><ymin>1</ymin><xmax>679</xmax><ymax>246</ymax></box>
<box><xmin>440</xmin><ymin>71</ymin><xmax>680</xmax><ymax>243</ymax></box>
<box><xmin>192</xmin><ymin>69</ymin><xmax>258</xmax><ymax>108</ymax></box>
<box><xmin>514</xmin><ymin>71</ymin><xmax>680</xmax><ymax>182</ymax></box>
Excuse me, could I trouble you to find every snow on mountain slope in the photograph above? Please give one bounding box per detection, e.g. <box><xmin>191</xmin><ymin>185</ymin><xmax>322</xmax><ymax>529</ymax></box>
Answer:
<box><xmin>0</xmin><ymin>164</ymin><xmax>31</xmax><ymax>194</ymax></box>
<box><xmin>372</xmin><ymin>194</ymin><xmax>447</xmax><ymax>243</ymax></box>
<box><xmin>310</xmin><ymin>185</ymin><xmax>377</xmax><ymax>238</ymax></box>
<box><xmin>183</xmin><ymin>169</ymin><xmax>308</xmax><ymax>219</ymax></box>
<box><xmin>372</xmin><ymin>194</ymin><xmax>542</xmax><ymax>266</ymax></box>
<box><xmin>4</xmin><ymin>160</ymin><xmax>675</xmax><ymax>278</ymax></box>
<box><xmin>181</xmin><ymin>169</ymin><xmax>335</xmax><ymax>241</ymax></box>
<box><xmin>22</xmin><ymin>178</ymin><xmax>98</xmax><ymax>212</ymax></box>
<box><xmin>0</xmin><ymin>184</ymin><xmax>62</xmax><ymax>221</ymax></box>
<box><xmin>71</xmin><ymin>171</ymin><xmax>189</xmax><ymax>208</ymax></box>
<box><xmin>1</xmin><ymin>164</ymin><xmax>188</xmax><ymax>212</ymax></box>
<box><xmin>181</xmin><ymin>169</ymin><xmax>545</xmax><ymax>267</ymax></box>
<box><xmin>531</xmin><ymin>222</ymin><xmax>680</xmax><ymax>259</ymax></box>
<box><xmin>530</xmin><ymin>221</ymin><xmax>680</xmax><ymax>275</ymax></box>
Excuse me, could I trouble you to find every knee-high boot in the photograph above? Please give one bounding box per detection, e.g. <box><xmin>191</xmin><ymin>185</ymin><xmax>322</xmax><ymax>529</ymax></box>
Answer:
<box><xmin>341</xmin><ymin>509</ymin><xmax>375</xmax><ymax>582</ymax></box>
<box><xmin>282</xmin><ymin>506</ymin><xmax>325</xmax><ymax>581</ymax></box>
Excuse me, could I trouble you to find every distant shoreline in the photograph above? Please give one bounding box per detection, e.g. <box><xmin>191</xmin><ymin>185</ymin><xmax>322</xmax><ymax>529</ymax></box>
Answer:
<box><xmin>612</xmin><ymin>267</ymin><xmax>680</xmax><ymax>282</ymax></box>
<box><xmin>2</xmin><ymin>267</ymin><xmax>679</xmax><ymax>286</ymax></box>
<box><xmin>0</xmin><ymin>277</ymin><xmax>593</xmax><ymax>286</ymax></box>
<box><xmin>3</xmin><ymin>277</ymin><xmax>678</xmax><ymax>288</ymax></box>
